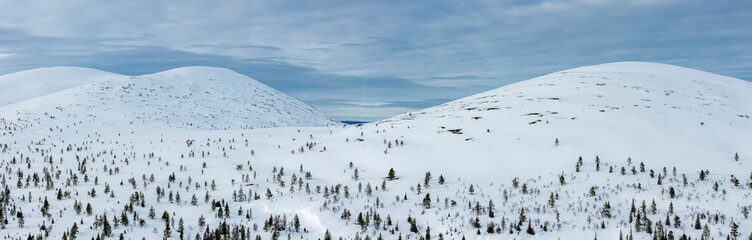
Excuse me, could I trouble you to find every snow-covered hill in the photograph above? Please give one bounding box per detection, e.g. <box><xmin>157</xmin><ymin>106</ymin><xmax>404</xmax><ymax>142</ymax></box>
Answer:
<box><xmin>0</xmin><ymin>62</ymin><xmax>749</xmax><ymax>240</ymax></box>
<box><xmin>0</xmin><ymin>66</ymin><xmax>338</xmax><ymax>132</ymax></box>
<box><xmin>0</xmin><ymin>66</ymin><xmax>124</xmax><ymax>106</ymax></box>
<box><xmin>351</xmin><ymin>62</ymin><xmax>752</xmax><ymax>182</ymax></box>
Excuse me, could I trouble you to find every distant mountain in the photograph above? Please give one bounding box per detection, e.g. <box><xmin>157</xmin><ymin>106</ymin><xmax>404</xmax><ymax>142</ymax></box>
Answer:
<box><xmin>340</xmin><ymin>120</ymin><xmax>369</xmax><ymax>124</ymax></box>
<box><xmin>0</xmin><ymin>66</ymin><xmax>338</xmax><ymax>132</ymax></box>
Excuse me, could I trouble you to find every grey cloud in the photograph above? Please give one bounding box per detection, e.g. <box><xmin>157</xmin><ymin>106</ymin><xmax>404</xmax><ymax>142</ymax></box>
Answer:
<box><xmin>425</xmin><ymin>75</ymin><xmax>497</xmax><ymax>81</ymax></box>
<box><xmin>184</xmin><ymin>44</ymin><xmax>282</xmax><ymax>51</ymax></box>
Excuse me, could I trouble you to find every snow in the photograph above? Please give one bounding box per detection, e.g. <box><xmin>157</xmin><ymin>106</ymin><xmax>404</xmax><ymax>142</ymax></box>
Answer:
<box><xmin>372</xmin><ymin>61</ymin><xmax>752</xmax><ymax>182</ymax></box>
<box><xmin>0</xmin><ymin>66</ymin><xmax>125</xmax><ymax>106</ymax></box>
<box><xmin>0</xmin><ymin>62</ymin><xmax>750</xmax><ymax>240</ymax></box>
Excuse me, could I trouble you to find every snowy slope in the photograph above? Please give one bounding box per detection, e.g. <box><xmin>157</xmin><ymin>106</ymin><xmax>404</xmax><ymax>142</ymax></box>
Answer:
<box><xmin>0</xmin><ymin>66</ymin><xmax>339</xmax><ymax>132</ymax></box>
<box><xmin>0</xmin><ymin>66</ymin><xmax>124</xmax><ymax>106</ymax></box>
<box><xmin>0</xmin><ymin>62</ymin><xmax>750</xmax><ymax>240</ymax></box>
<box><xmin>343</xmin><ymin>62</ymin><xmax>752</xmax><ymax>182</ymax></box>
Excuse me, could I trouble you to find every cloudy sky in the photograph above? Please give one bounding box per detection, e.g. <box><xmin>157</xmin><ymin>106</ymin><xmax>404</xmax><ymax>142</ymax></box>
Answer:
<box><xmin>1</xmin><ymin>0</ymin><xmax>750</xmax><ymax>121</ymax></box>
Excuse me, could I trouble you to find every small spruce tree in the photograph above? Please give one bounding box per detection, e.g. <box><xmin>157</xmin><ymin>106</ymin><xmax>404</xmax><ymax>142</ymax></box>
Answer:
<box><xmin>526</xmin><ymin>220</ymin><xmax>535</xmax><ymax>235</ymax></box>
<box><xmin>387</xmin><ymin>168</ymin><xmax>396</xmax><ymax>180</ymax></box>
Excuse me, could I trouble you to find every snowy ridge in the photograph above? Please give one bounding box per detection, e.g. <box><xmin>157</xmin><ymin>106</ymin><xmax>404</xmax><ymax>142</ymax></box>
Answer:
<box><xmin>0</xmin><ymin>66</ymin><xmax>338</xmax><ymax>132</ymax></box>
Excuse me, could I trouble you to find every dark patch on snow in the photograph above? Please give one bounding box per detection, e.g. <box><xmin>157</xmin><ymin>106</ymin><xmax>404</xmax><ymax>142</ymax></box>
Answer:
<box><xmin>447</xmin><ymin>129</ymin><xmax>463</xmax><ymax>134</ymax></box>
